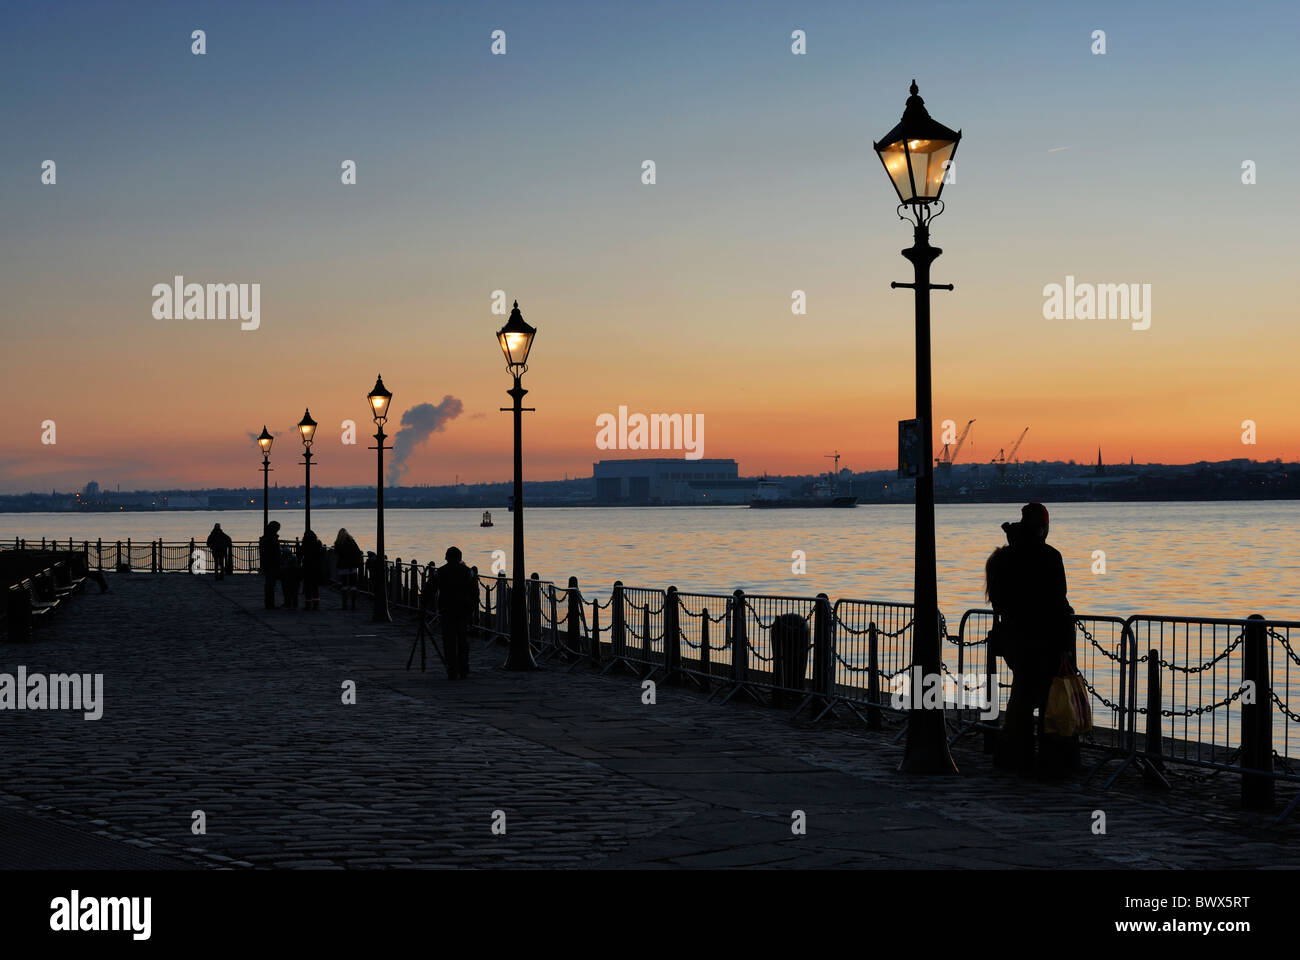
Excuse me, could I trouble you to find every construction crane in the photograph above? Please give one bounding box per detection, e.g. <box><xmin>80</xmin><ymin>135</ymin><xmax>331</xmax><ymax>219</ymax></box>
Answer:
<box><xmin>993</xmin><ymin>427</ymin><xmax>1029</xmax><ymax>478</ymax></box>
<box><xmin>936</xmin><ymin>419</ymin><xmax>975</xmax><ymax>472</ymax></box>
<box><xmin>824</xmin><ymin>451</ymin><xmax>842</xmax><ymax>475</ymax></box>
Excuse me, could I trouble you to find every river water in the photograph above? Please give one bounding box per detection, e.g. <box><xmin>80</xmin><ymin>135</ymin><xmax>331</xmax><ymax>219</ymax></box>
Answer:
<box><xmin>6</xmin><ymin>500</ymin><xmax>1299</xmax><ymax>620</ymax></box>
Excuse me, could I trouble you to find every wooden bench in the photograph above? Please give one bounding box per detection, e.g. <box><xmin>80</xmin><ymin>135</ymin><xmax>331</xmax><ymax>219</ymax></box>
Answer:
<box><xmin>4</xmin><ymin>567</ymin><xmax>63</xmax><ymax>642</ymax></box>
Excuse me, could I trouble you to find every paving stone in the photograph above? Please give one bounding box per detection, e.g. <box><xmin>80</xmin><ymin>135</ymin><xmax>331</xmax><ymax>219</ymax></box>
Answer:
<box><xmin>2</xmin><ymin>574</ymin><xmax>1294</xmax><ymax>869</ymax></box>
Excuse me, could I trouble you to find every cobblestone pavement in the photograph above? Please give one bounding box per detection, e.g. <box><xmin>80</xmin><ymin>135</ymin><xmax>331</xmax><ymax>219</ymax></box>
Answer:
<box><xmin>2</xmin><ymin>575</ymin><xmax>1295</xmax><ymax>869</ymax></box>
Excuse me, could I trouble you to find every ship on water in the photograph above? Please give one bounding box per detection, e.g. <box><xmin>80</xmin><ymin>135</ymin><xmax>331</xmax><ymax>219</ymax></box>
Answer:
<box><xmin>750</xmin><ymin>453</ymin><xmax>858</xmax><ymax>508</ymax></box>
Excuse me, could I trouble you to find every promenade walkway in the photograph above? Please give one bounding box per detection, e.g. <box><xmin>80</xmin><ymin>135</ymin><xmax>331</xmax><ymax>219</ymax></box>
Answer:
<box><xmin>1</xmin><ymin>574</ymin><xmax>1294</xmax><ymax>869</ymax></box>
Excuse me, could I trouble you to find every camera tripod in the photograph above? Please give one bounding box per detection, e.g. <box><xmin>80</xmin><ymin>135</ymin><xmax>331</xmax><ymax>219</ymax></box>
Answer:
<box><xmin>406</xmin><ymin>609</ymin><xmax>446</xmax><ymax>673</ymax></box>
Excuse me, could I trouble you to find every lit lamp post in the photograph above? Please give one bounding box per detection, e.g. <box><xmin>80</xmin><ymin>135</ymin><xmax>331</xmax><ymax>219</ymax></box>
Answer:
<box><xmin>874</xmin><ymin>80</ymin><xmax>961</xmax><ymax>774</ymax></box>
<box><xmin>367</xmin><ymin>376</ymin><xmax>393</xmax><ymax>622</ymax></box>
<box><xmin>257</xmin><ymin>426</ymin><xmax>274</xmax><ymax>533</ymax></box>
<box><xmin>496</xmin><ymin>300</ymin><xmax>537</xmax><ymax>671</ymax></box>
<box><xmin>297</xmin><ymin>408</ymin><xmax>317</xmax><ymax>534</ymax></box>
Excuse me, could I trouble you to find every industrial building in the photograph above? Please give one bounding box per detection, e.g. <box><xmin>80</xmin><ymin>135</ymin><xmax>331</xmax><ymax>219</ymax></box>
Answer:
<box><xmin>592</xmin><ymin>458</ymin><xmax>750</xmax><ymax>505</ymax></box>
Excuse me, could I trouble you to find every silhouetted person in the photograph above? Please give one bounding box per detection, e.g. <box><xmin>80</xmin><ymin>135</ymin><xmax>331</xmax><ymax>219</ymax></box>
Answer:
<box><xmin>420</xmin><ymin>560</ymin><xmax>439</xmax><ymax>613</ymax></box>
<box><xmin>438</xmin><ymin>547</ymin><xmax>476</xmax><ymax>680</ymax></box>
<box><xmin>279</xmin><ymin>542</ymin><xmax>301</xmax><ymax>608</ymax></box>
<box><xmin>989</xmin><ymin>503</ymin><xmax>1076</xmax><ymax>776</ymax></box>
<box><xmin>299</xmin><ymin>530</ymin><xmax>326</xmax><ymax>611</ymax></box>
<box><xmin>334</xmin><ymin>528</ymin><xmax>362</xmax><ymax>610</ymax></box>
<box><xmin>206</xmin><ymin>523</ymin><xmax>232</xmax><ymax>581</ymax></box>
<box><xmin>258</xmin><ymin>521</ymin><xmax>282</xmax><ymax>610</ymax></box>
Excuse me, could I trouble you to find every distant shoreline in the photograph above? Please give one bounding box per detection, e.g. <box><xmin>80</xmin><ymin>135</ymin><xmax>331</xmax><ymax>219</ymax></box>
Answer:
<box><xmin>3</xmin><ymin>495</ymin><xmax>1299</xmax><ymax>514</ymax></box>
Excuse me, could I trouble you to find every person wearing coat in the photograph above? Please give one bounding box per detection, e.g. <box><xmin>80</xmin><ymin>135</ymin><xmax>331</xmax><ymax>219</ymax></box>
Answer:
<box><xmin>258</xmin><ymin>521</ymin><xmax>282</xmax><ymax>610</ymax></box>
<box><xmin>205</xmin><ymin>523</ymin><xmax>233</xmax><ymax>581</ymax></box>
<box><xmin>437</xmin><ymin>547</ymin><xmax>477</xmax><ymax>681</ymax></box>
<box><xmin>298</xmin><ymin>530</ymin><xmax>327</xmax><ymax>611</ymax></box>
<box><xmin>990</xmin><ymin>503</ymin><xmax>1077</xmax><ymax>776</ymax></box>
<box><xmin>333</xmin><ymin>528</ymin><xmax>363</xmax><ymax>610</ymax></box>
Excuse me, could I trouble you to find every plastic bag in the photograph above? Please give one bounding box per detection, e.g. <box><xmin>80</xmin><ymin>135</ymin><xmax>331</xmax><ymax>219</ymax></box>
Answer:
<box><xmin>1044</xmin><ymin>673</ymin><xmax>1092</xmax><ymax>736</ymax></box>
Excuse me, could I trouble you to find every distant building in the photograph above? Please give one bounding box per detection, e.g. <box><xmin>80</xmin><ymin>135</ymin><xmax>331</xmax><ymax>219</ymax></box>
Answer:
<box><xmin>593</xmin><ymin>458</ymin><xmax>746</xmax><ymax>504</ymax></box>
<box><xmin>83</xmin><ymin>481</ymin><xmax>100</xmax><ymax>498</ymax></box>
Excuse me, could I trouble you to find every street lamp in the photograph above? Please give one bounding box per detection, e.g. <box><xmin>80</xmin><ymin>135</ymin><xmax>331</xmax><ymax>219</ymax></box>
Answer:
<box><xmin>496</xmin><ymin>300</ymin><xmax>537</xmax><ymax>671</ymax></box>
<box><xmin>257</xmin><ymin>426</ymin><xmax>274</xmax><ymax>533</ymax></box>
<box><xmin>874</xmin><ymin>80</ymin><xmax>961</xmax><ymax>774</ymax></box>
<box><xmin>297</xmin><ymin>408</ymin><xmax>317</xmax><ymax>534</ymax></box>
<box><xmin>367</xmin><ymin>376</ymin><xmax>393</xmax><ymax>622</ymax></box>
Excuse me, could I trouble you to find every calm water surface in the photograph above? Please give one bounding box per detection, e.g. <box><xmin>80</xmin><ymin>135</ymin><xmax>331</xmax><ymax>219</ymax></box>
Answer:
<box><xmin>7</xmin><ymin>501</ymin><xmax>1299</xmax><ymax>620</ymax></box>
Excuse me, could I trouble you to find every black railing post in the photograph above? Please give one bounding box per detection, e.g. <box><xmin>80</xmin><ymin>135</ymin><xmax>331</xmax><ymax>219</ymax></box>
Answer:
<box><xmin>528</xmin><ymin>573</ymin><xmax>542</xmax><ymax>647</ymax></box>
<box><xmin>96</xmin><ymin>538</ymin><xmax>103</xmax><ymax>572</ymax></box>
<box><xmin>732</xmin><ymin>589</ymin><xmax>748</xmax><ymax>687</ymax></box>
<box><xmin>470</xmin><ymin>566</ymin><xmax>481</xmax><ymax>633</ymax></box>
<box><xmin>1144</xmin><ymin>649</ymin><xmax>1165</xmax><ymax>773</ymax></box>
<box><xmin>566</xmin><ymin>577</ymin><xmax>581</xmax><ymax>658</ymax></box>
<box><xmin>611</xmin><ymin>581</ymin><xmax>626</xmax><ymax>660</ymax></box>
<box><xmin>151</xmin><ymin>540</ymin><xmax>157</xmax><ymax>573</ymax></box>
<box><xmin>813</xmin><ymin>593</ymin><xmax>833</xmax><ymax>705</ymax></box>
<box><xmin>188</xmin><ymin>537</ymin><xmax>196</xmax><ymax>573</ymax></box>
<box><xmin>496</xmin><ymin>572</ymin><xmax>508</xmax><ymax>637</ymax></box>
<box><xmin>548</xmin><ymin>583</ymin><xmax>559</xmax><ymax>653</ymax></box>
<box><xmin>699</xmin><ymin>611</ymin><xmax>712</xmax><ymax>693</ymax></box>
<box><xmin>867</xmin><ymin>621</ymin><xmax>882</xmax><ymax>729</ymax></box>
<box><xmin>664</xmin><ymin>586</ymin><xmax>680</xmax><ymax>681</ymax></box>
<box><xmin>1241</xmin><ymin>614</ymin><xmax>1275</xmax><ymax>810</ymax></box>
<box><xmin>589</xmin><ymin>598</ymin><xmax>602</xmax><ymax>666</ymax></box>
<box><xmin>983</xmin><ymin>626</ymin><xmax>998</xmax><ymax>752</ymax></box>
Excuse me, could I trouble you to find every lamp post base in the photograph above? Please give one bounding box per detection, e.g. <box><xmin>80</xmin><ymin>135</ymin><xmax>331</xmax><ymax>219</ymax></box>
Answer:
<box><xmin>898</xmin><ymin>709</ymin><xmax>959</xmax><ymax>774</ymax></box>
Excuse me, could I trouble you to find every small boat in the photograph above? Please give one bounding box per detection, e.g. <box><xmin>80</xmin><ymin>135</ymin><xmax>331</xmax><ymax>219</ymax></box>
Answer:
<box><xmin>480</xmin><ymin>511</ymin><xmax>494</xmax><ymax>527</ymax></box>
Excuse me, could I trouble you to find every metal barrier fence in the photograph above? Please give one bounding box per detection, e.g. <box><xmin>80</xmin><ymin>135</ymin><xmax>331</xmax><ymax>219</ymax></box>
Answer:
<box><xmin>675</xmin><ymin>591</ymin><xmax>734</xmax><ymax>690</ymax></box>
<box><xmin>1125</xmin><ymin>615</ymin><xmax>1300</xmax><ymax>820</ymax></box>
<box><xmin>830</xmin><ymin>599</ymin><xmax>915</xmax><ymax>724</ymax></box>
<box><xmin>608</xmin><ymin>585</ymin><xmax>667</xmax><ymax>675</ymax></box>
<box><xmin>4</xmin><ymin>537</ymin><xmax>271</xmax><ymax>575</ymax></box>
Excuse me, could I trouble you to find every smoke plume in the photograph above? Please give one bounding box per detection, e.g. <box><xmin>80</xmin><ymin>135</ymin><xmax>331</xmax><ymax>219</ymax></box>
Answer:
<box><xmin>387</xmin><ymin>396</ymin><xmax>464</xmax><ymax>485</ymax></box>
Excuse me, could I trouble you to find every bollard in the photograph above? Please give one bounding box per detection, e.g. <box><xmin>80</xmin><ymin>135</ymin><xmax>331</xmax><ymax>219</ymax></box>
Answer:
<box><xmin>611</xmin><ymin>581</ymin><xmax>626</xmax><ymax>661</ymax></box>
<box><xmin>566</xmin><ymin>577</ymin><xmax>581</xmax><ymax>658</ymax></box>
<box><xmin>1144</xmin><ymin>649</ymin><xmax>1165</xmax><ymax>772</ymax></box>
<box><xmin>528</xmin><ymin>573</ymin><xmax>542</xmax><ymax>647</ymax></box>
<box><xmin>1241</xmin><ymin>614</ymin><xmax>1275</xmax><ymax>810</ymax></box>
<box><xmin>589</xmin><ymin>598</ymin><xmax>602</xmax><ymax>665</ymax></box>
<box><xmin>866</xmin><ymin>622</ymin><xmax>882</xmax><ymax>729</ymax></box>
<box><xmin>813</xmin><ymin>594</ymin><xmax>833</xmax><ymax>706</ymax></box>
<box><xmin>664</xmin><ymin>586</ymin><xmax>681</xmax><ymax>681</ymax></box>
<box><xmin>731</xmin><ymin>589</ymin><xmax>748</xmax><ymax>687</ymax></box>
